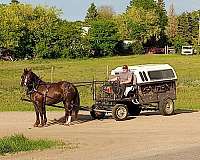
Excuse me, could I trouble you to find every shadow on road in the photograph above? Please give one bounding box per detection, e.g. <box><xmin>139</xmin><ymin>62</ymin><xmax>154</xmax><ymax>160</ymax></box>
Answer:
<box><xmin>47</xmin><ymin>113</ymin><xmax>93</xmax><ymax>126</ymax></box>
<box><xmin>175</xmin><ymin>109</ymin><xmax>199</xmax><ymax>115</ymax></box>
<box><xmin>46</xmin><ymin>109</ymin><xmax>199</xmax><ymax>127</ymax></box>
<box><xmin>47</xmin><ymin>112</ymin><xmax>117</xmax><ymax>126</ymax></box>
<box><xmin>140</xmin><ymin>109</ymin><xmax>199</xmax><ymax>116</ymax></box>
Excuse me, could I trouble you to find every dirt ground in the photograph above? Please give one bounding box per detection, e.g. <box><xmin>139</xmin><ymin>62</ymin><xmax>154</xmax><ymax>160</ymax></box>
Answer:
<box><xmin>0</xmin><ymin>110</ymin><xmax>200</xmax><ymax>160</ymax></box>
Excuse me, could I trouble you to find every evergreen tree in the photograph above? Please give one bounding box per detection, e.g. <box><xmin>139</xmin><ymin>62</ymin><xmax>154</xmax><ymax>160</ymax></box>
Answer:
<box><xmin>156</xmin><ymin>0</ymin><xmax>168</xmax><ymax>30</ymax></box>
<box><xmin>190</xmin><ymin>10</ymin><xmax>200</xmax><ymax>44</ymax></box>
<box><xmin>175</xmin><ymin>10</ymin><xmax>200</xmax><ymax>53</ymax></box>
<box><xmin>177</xmin><ymin>12</ymin><xmax>192</xmax><ymax>44</ymax></box>
<box><xmin>85</xmin><ymin>3</ymin><xmax>98</xmax><ymax>23</ymax></box>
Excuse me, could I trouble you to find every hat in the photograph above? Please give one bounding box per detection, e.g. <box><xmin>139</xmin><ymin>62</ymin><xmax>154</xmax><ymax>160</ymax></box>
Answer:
<box><xmin>122</xmin><ymin>65</ymin><xmax>128</xmax><ymax>69</ymax></box>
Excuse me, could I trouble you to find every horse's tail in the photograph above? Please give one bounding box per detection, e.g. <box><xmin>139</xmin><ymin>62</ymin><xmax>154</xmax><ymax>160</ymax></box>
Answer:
<box><xmin>74</xmin><ymin>86</ymin><xmax>80</xmax><ymax>111</ymax></box>
<box><xmin>73</xmin><ymin>86</ymin><xmax>80</xmax><ymax>121</ymax></box>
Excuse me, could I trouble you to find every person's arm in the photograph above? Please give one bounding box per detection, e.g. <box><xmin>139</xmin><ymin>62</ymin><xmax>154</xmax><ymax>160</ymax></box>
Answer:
<box><xmin>132</xmin><ymin>74</ymin><xmax>137</xmax><ymax>85</ymax></box>
<box><xmin>109</xmin><ymin>76</ymin><xmax>119</xmax><ymax>82</ymax></box>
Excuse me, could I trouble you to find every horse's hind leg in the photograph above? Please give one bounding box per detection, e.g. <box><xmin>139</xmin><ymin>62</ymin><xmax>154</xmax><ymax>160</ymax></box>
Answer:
<box><xmin>65</xmin><ymin>109</ymin><xmax>72</xmax><ymax>126</ymax></box>
<box><xmin>63</xmin><ymin>101</ymin><xmax>72</xmax><ymax>126</ymax></box>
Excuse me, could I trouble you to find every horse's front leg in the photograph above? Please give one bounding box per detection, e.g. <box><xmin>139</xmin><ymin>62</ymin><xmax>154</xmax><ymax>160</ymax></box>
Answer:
<box><xmin>38</xmin><ymin>95</ymin><xmax>48</xmax><ymax>127</ymax></box>
<box><xmin>37</xmin><ymin>101</ymin><xmax>45</xmax><ymax>127</ymax></box>
<box><xmin>33</xmin><ymin>103</ymin><xmax>40</xmax><ymax>127</ymax></box>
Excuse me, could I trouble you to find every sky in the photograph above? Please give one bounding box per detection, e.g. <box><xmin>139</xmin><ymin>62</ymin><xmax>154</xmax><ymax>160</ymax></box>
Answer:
<box><xmin>1</xmin><ymin>0</ymin><xmax>200</xmax><ymax>21</ymax></box>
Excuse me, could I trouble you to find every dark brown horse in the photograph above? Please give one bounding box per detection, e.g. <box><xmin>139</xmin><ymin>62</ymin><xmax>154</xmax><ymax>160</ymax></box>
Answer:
<box><xmin>20</xmin><ymin>69</ymin><xmax>80</xmax><ymax>127</ymax></box>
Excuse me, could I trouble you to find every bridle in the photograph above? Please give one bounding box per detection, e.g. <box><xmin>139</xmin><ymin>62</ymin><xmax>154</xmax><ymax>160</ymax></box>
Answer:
<box><xmin>22</xmin><ymin>73</ymin><xmax>42</xmax><ymax>95</ymax></box>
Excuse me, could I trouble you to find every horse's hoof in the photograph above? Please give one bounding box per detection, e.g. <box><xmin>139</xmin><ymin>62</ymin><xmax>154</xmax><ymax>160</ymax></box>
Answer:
<box><xmin>38</xmin><ymin>124</ymin><xmax>44</xmax><ymax>128</ymax></box>
<box><xmin>33</xmin><ymin>124</ymin><xmax>39</xmax><ymax>127</ymax></box>
<box><xmin>64</xmin><ymin>123</ymin><xmax>70</xmax><ymax>126</ymax></box>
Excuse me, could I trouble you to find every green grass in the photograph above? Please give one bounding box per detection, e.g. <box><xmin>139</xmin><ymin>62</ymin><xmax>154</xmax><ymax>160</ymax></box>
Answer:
<box><xmin>0</xmin><ymin>134</ymin><xmax>64</xmax><ymax>155</ymax></box>
<box><xmin>0</xmin><ymin>54</ymin><xmax>200</xmax><ymax>111</ymax></box>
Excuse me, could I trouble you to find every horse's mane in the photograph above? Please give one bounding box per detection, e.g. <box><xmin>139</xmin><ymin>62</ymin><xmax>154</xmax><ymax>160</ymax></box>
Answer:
<box><xmin>31</xmin><ymin>72</ymin><xmax>45</xmax><ymax>85</ymax></box>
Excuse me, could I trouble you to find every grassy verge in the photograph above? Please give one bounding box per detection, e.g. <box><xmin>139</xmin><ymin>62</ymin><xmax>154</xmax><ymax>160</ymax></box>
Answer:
<box><xmin>0</xmin><ymin>54</ymin><xmax>200</xmax><ymax>110</ymax></box>
<box><xmin>0</xmin><ymin>134</ymin><xmax>65</xmax><ymax>156</ymax></box>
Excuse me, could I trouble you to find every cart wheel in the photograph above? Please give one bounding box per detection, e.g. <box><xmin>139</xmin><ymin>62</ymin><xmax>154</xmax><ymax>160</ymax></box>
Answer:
<box><xmin>159</xmin><ymin>98</ymin><xmax>175</xmax><ymax>116</ymax></box>
<box><xmin>90</xmin><ymin>104</ymin><xmax>105</xmax><ymax>119</ymax></box>
<box><xmin>112</xmin><ymin>104</ymin><xmax>128</xmax><ymax>121</ymax></box>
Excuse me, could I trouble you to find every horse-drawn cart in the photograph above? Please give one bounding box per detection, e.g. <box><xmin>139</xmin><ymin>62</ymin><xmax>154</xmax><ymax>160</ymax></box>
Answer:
<box><xmin>21</xmin><ymin>64</ymin><xmax>177</xmax><ymax>124</ymax></box>
<box><xmin>90</xmin><ymin>64</ymin><xmax>177</xmax><ymax>121</ymax></box>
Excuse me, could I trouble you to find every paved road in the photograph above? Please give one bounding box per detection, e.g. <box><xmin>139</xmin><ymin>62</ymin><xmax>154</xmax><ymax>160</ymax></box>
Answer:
<box><xmin>135</xmin><ymin>145</ymin><xmax>200</xmax><ymax>160</ymax></box>
<box><xmin>0</xmin><ymin>110</ymin><xmax>200</xmax><ymax>160</ymax></box>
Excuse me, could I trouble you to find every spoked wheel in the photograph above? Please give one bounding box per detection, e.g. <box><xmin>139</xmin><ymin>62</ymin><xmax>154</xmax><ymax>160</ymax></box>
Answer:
<box><xmin>159</xmin><ymin>98</ymin><xmax>175</xmax><ymax>116</ymax></box>
<box><xmin>112</xmin><ymin>104</ymin><xmax>128</xmax><ymax>121</ymax></box>
<box><xmin>90</xmin><ymin>104</ymin><xmax>106</xmax><ymax>119</ymax></box>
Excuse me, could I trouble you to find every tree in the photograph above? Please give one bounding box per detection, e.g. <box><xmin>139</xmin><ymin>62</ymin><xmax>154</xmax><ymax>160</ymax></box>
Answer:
<box><xmin>89</xmin><ymin>19</ymin><xmax>118</xmax><ymax>56</ymax></box>
<box><xmin>190</xmin><ymin>10</ymin><xmax>200</xmax><ymax>52</ymax></box>
<box><xmin>0</xmin><ymin>3</ymin><xmax>62</xmax><ymax>58</ymax></box>
<box><xmin>58</xmin><ymin>21</ymin><xmax>91</xmax><ymax>59</ymax></box>
<box><xmin>127</xmin><ymin>0</ymin><xmax>157</xmax><ymax>10</ymax></box>
<box><xmin>173</xmin><ymin>10</ymin><xmax>200</xmax><ymax>53</ymax></box>
<box><xmin>126</xmin><ymin>0</ymin><xmax>168</xmax><ymax>47</ymax></box>
<box><xmin>118</xmin><ymin>6</ymin><xmax>160</xmax><ymax>44</ymax></box>
<box><xmin>166</xmin><ymin>2</ymin><xmax>177</xmax><ymax>39</ymax></box>
<box><xmin>0</xmin><ymin>2</ymin><xmax>92</xmax><ymax>59</ymax></box>
<box><xmin>97</xmin><ymin>5</ymin><xmax>115</xmax><ymax>20</ymax></box>
<box><xmin>176</xmin><ymin>12</ymin><xmax>192</xmax><ymax>44</ymax></box>
<box><xmin>114</xmin><ymin>14</ymin><xmax>129</xmax><ymax>41</ymax></box>
<box><xmin>10</xmin><ymin>0</ymin><xmax>20</xmax><ymax>4</ymax></box>
<box><xmin>0</xmin><ymin>3</ymin><xmax>27</xmax><ymax>57</ymax></box>
<box><xmin>157</xmin><ymin>0</ymin><xmax>165</xmax><ymax>8</ymax></box>
<box><xmin>85</xmin><ymin>3</ymin><xmax>98</xmax><ymax>23</ymax></box>
<box><xmin>156</xmin><ymin>0</ymin><xmax>168</xmax><ymax>31</ymax></box>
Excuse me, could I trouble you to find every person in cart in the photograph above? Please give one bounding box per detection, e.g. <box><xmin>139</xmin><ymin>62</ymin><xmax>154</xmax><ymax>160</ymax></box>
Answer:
<box><xmin>109</xmin><ymin>65</ymin><xmax>137</xmax><ymax>97</ymax></box>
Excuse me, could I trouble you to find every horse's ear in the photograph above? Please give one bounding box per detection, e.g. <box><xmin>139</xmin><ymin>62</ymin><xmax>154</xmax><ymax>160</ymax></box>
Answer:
<box><xmin>29</xmin><ymin>69</ymin><xmax>32</xmax><ymax>72</ymax></box>
<box><xmin>24</xmin><ymin>68</ymin><xmax>27</xmax><ymax>72</ymax></box>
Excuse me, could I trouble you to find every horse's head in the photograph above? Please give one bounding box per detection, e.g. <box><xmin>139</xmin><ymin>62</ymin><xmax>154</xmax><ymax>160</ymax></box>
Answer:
<box><xmin>21</xmin><ymin>68</ymin><xmax>34</xmax><ymax>87</ymax></box>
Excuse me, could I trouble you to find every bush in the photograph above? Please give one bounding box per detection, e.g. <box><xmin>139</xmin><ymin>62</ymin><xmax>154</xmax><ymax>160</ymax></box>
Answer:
<box><xmin>132</xmin><ymin>42</ymin><xmax>144</xmax><ymax>54</ymax></box>
<box><xmin>171</xmin><ymin>36</ymin><xmax>188</xmax><ymax>53</ymax></box>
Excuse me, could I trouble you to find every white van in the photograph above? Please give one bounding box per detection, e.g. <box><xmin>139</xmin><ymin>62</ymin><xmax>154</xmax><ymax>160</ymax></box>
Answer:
<box><xmin>181</xmin><ymin>46</ymin><xmax>193</xmax><ymax>55</ymax></box>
